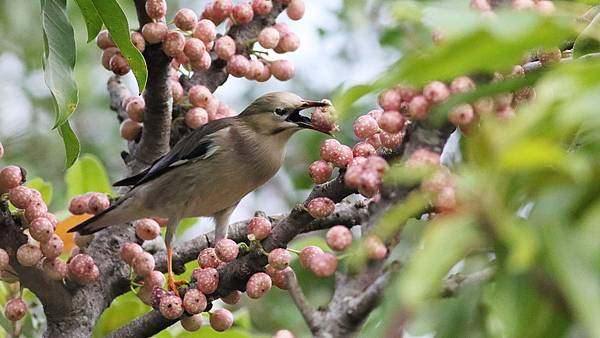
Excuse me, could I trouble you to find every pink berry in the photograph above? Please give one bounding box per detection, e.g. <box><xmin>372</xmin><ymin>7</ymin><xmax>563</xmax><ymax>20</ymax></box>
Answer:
<box><xmin>307</xmin><ymin>197</ymin><xmax>335</xmax><ymax>218</ymax></box>
<box><xmin>326</xmin><ymin>226</ymin><xmax>352</xmax><ymax>251</ymax></box>
<box><xmin>497</xmin><ymin>105</ymin><xmax>516</xmax><ymax>120</ymax></box>
<box><xmin>151</xmin><ymin>287</ymin><xmax>168</xmax><ymax>309</ymax></box>
<box><xmin>311</xmin><ymin>103</ymin><xmax>337</xmax><ymax>133</ymax></box>
<box><xmin>8</xmin><ymin>186</ymin><xmax>32</xmax><ymax>209</ymax></box>
<box><xmin>378</xmin><ymin>111</ymin><xmax>406</xmax><ymax>134</ymax></box>
<box><xmin>309</xmin><ymin>253</ymin><xmax>337</xmax><ymax>277</ymax></box>
<box><xmin>233</xmin><ymin>3</ymin><xmax>254</xmax><ymax>24</ymax></box>
<box><xmin>181</xmin><ymin>314</ymin><xmax>203</xmax><ymax>331</ymax></box>
<box><xmin>331</xmin><ymin>145</ymin><xmax>353</xmax><ymax>168</ymax></box>
<box><xmin>110</xmin><ymin>54</ymin><xmax>131</xmax><ymax>75</ymax></box>
<box><xmin>450</xmin><ymin>76</ymin><xmax>476</xmax><ymax>94</ymax></box>
<box><xmin>162</xmin><ymin>31</ymin><xmax>185</xmax><ymax>57</ymax></box>
<box><xmin>40</xmin><ymin>234</ymin><xmax>64</xmax><ymax>259</ymax></box>
<box><xmin>210</xmin><ymin>308</ymin><xmax>233</xmax><ymax>332</ymax></box>
<box><xmin>221</xmin><ymin>290</ymin><xmax>241</xmax><ymax>304</ymax></box>
<box><xmin>185</xmin><ymin>108</ymin><xmax>209</xmax><ymax>129</ymax></box>
<box><xmin>121</xmin><ymin>242</ymin><xmax>143</xmax><ymax>265</ymax></box>
<box><xmin>96</xmin><ymin>30</ymin><xmax>114</xmax><ymax>49</ymax></box>
<box><xmin>120</xmin><ymin>119</ymin><xmax>142</xmax><ymax>141</ymax></box>
<box><xmin>268</xmin><ymin>248</ymin><xmax>291</xmax><ymax>270</ymax></box>
<box><xmin>395</xmin><ymin>85</ymin><xmax>418</xmax><ymax>102</ymax></box>
<box><xmin>308</xmin><ymin>160</ymin><xmax>333</xmax><ymax>184</ymax></box>
<box><xmin>408</xmin><ymin>95</ymin><xmax>429</xmax><ymax>120</ymax></box>
<box><xmin>68</xmin><ymin>253</ymin><xmax>99</xmax><ymax>285</ymax></box>
<box><xmin>174</xmin><ymin>8</ymin><xmax>198</xmax><ymax>31</ymax></box>
<box><xmin>4</xmin><ymin>298</ymin><xmax>27</xmax><ymax>321</ymax></box>
<box><xmin>449</xmin><ymin>104</ymin><xmax>475</xmax><ymax>127</ymax></box>
<box><xmin>101</xmin><ymin>47</ymin><xmax>119</xmax><ymax>71</ymax></box>
<box><xmin>0</xmin><ymin>142</ymin><xmax>3</xmax><ymax>160</ymax></box>
<box><xmin>131</xmin><ymin>31</ymin><xmax>146</xmax><ymax>52</ymax></box>
<box><xmin>141</xmin><ymin>22</ymin><xmax>168</xmax><ymax>44</ymax></box>
<box><xmin>435</xmin><ymin>186</ymin><xmax>457</xmax><ymax>212</ymax></box>
<box><xmin>16</xmin><ymin>244</ymin><xmax>41</xmax><ymax>267</ymax></box>
<box><xmin>364</xmin><ymin>235</ymin><xmax>387</xmax><ymax>260</ymax></box>
<box><xmin>193</xmin><ymin>19</ymin><xmax>217</xmax><ymax>43</ymax></box>
<box><xmin>245</xmin><ymin>59</ymin><xmax>266</xmax><ymax>80</ymax></box>
<box><xmin>536</xmin><ymin>0</ymin><xmax>555</xmax><ymax>14</ymax></box>
<box><xmin>246</xmin><ymin>272</ymin><xmax>272</xmax><ymax>299</ymax></box>
<box><xmin>406</xmin><ymin>148</ymin><xmax>441</xmax><ymax>167</ymax></box>
<box><xmin>378</xmin><ymin>89</ymin><xmax>402</xmax><ymax>111</ymax></box>
<box><xmin>215</xmin><ymin>36</ymin><xmax>236</xmax><ymax>60</ymax></box>
<box><xmin>191</xmin><ymin>51</ymin><xmax>212</xmax><ymax>71</ymax></box>
<box><xmin>277</xmin><ymin>31</ymin><xmax>300</xmax><ymax>52</ymax></box>
<box><xmin>42</xmin><ymin>257</ymin><xmax>68</xmax><ymax>281</ymax></box>
<box><xmin>183</xmin><ymin>288</ymin><xmax>207</xmax><ymax>314</ymax></box>
<box><xmin>183</xmin><ymin>38</ymin><xmax>206</xmax><ymax>61</ymax></box>
<box><xmin>423</xmin><ymin>81</ymin><xmax>450</xmax><ymax>104</ymax></box>
<box><xmin>299</xmin><ymin>246</ymin><xmax>324</xmax><ymax>269</ymax></box>
<box><xmin>134</xmin><ymin>218</ymin><xmax>161</xmax><ymax>241</ymax></box>
<box><xmin>194</xmin><ymin>267</ymin><xmax>219</xmax><ymax>294</ymax></box>
<box><xmin>175</xmin><ymin>51</ymin><xmax>190</xmax><ymax>66</ymax></box>
<box><xmin>144</xmin><ymin>270</ymin><xmax>165</xmax><ymax>289</ymax></box>
<box><xmin>319</xmin><ymin>139</ymin><xmax>341</xmax><ymax>162</ymax></box>
<box><xmin>286</xmin><ymin>0</ymin><xmax>305</xmax><ymax>20</ymax></box>
<box><xmin>197</xmin><ymin>248</ymin><xmax>222</xmax><ymax>268</ymax></box>
<box><xmin>473</xmin><ymin>97</ymin><xmax>495</xmax><ymax>115</ymax></box>
<box><xmin>512</xmin><ymin>0</ymin><xmax>535</xmax><ymax>10</ymax></box>
<box><xmin>125</xmin><ymin>97</ymin><xmax>145</xmax><ymax>122</ymax></box>
<box><xmin>24</xmin><ymin>199</ymin><xmax>47</xmax><ymax>224</ymax></box>
<box><xmin>353</xmin><ymin>115</ymin><xmax>379</xmax><ymax>139</ymax></box>
<box><xmin>171</xmin><ymin>80</ymin><xmax>184</xmax><ymax>103</ymax></box>
<box><xmin>88</xmin><ymin>193</ymin><xmax>110</xmax><ymax>215</ymax></box>
<box><xmin>188</xmin><ymin>85</ymin><xmax>212</xmax><ymax>108</ymax></box>
<box><xmin>266</xmin><ymin>265</ymin><xmax>291</xmax><ymax>290</ymax></box>
<box><xmin>352</xmin><ymin>142</ymin><xmax>376</xmax><ymax>158</ymax></box>
<box><xmin>470</xmin><ymin>0</ymin><xmax>491</xmax><ymax>11</ymax></box>
<box><xmin>215</xmin><ymin>239</ymin><xmax>239</xmax><ymax>262</ymax></box>
<box><xmin>273</xmin><ymin>22</ymin><xmax>290</xmax><ymax>35</ymax></box>
<box><xmin>347</xmin><ymin>158</ymin><xmax>367</xmax><ymax>185</ymax></box>
<box><xmin>0</xmin><ymin>165</ymin><xmax>24</xmax><ymax>190</ymax></box>
<box><xmin>247</xmin><ymin>216</ymin><xmax>272</xmax><ymax>240</ymax></box>
<box><xmin>132</xmin><ymin>251</ymin><xmax>155</xmax><ymax>277</ymax></box>
<box><xmin>252</xmin><ymin>0</ymin><xmax>273</xmax><ymax>15</ymax></box>
<box><xmin>0</xmin><ymin>249</ymin><xmax>8</xmax><ymax>270</ymax></box>
<box><xmin>270</xmin><ymin>60</ymin><xmax>295</xmax><ymax>81</ymax></box>
<box><xmin>367</xmin><ymin>109</ymin><xmax>383</xmax><ymax>121</ymax></box>
<box><xmin>159</xmin><ymin>294</ymin><xmax>184</xmax><ymax>320</ymax></box>
<box><xmin>273</xmin><ymin>330</ymin><xmax>296</xmax><ymax>338</ymax></box>
<box><xmin>29</xmin><ymin>217</ymin><xmax>54</xmax><ymax>243</ymax></box>
<box><xmin>227</xmin><ymin>54</ymin><xmax>250</xmax><ymax>78</ymax></box>
<box><xmin>358</xmin><ymin>169</ymin><xmax>381</xmax><ymax>197</ymax></box>
<box><xmin>380</xmin><ymin>131</ymin><xmax>403</xmax><ymax>150</ymax></box>
<box><xmin>145</xmin><ymin>0</ymin><xmax>166</xmax><ymax>20</ymax></box>
<box><xmin>213</xmin><ymin>0</ymin><xmax>233</xmax><ymax>19</ymax></box>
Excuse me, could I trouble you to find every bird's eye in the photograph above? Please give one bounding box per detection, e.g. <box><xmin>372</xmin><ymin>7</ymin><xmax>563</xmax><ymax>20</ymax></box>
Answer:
<box><xmin>274</xmin><ymin>108</ymin><xmax>287</xmax><ymax>116</ymax></box>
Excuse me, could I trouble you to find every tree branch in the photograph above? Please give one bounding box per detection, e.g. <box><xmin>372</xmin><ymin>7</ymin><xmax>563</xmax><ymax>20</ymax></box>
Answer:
<box><xmin>285</xmin><ymin>269</ymin><xmax>320</xmax><ymax>332</ymax></box>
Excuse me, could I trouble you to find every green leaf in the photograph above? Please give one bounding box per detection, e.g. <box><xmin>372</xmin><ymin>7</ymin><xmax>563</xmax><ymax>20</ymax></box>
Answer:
<box><xmin>332</xmin><ymin>84</ymin><xmax>374</xmax><ymax>119</ymax></box>
<box><xmin>499</xmin><ymin>138</ymin><xmax>566</xmax><ymax>171</ymax></box>
<box><xmin>58</xmin><ymin>120</ymin><xmax>81</xmax><ymax>168</ymax></box>
<box><xmin>90</xmin><ymin>0</ymin><xmax>147</xmax><ymax>92</ymax></box>
<box><xmin>176</xmin><ymin>217</ymin><xmax>199</xmax><ymax>236</ymax></box>
<box><xmin>74</xmin><ymin>0</ymin><xmax>103</xmax><ymax>42</ymax></box>
<box><xmin>65</xmin><ymin>154</ymin><xmax>112</xmax><ymax>198</ymax></box>
<box><xmin>26</xmin><ymin>178</ymin><xmax>53</xmax><ymax>205</ymax></box>
<box><xmin>573</xmin><ymin>12</ymin><xmax>600</xmax><ymax>58</ymax></box>
<box><xmin>40</xmin><ymin>0</ymin><xmax>79</xmax><ymax>128</ymax></box>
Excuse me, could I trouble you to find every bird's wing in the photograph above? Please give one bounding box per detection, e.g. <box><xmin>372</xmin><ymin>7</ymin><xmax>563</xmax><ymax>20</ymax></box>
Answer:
<box><xmin>113</xmin><ymin>118</ymin><xmax>234</xmax><ymax>188</ymax></box>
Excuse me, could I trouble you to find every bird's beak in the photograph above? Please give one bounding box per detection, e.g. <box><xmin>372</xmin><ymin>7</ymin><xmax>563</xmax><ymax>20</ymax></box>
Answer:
<box><xmin>286</xmin><ymin>100</ymin><xmax>332</xmax><ymax>135</ymax></box>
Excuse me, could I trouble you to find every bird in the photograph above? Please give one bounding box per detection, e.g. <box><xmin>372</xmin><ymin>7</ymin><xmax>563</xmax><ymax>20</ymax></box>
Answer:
<box><xmin>68</xmin><ymin>91</ymin><xmax>329</xmax><ymax>294</ymax></box>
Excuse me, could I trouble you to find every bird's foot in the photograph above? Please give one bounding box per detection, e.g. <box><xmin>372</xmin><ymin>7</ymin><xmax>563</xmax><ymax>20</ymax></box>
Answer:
<box><xmin>167</xmin><ymin>275</ymin><xmax>188</xmax><ymax>296</ymax></box>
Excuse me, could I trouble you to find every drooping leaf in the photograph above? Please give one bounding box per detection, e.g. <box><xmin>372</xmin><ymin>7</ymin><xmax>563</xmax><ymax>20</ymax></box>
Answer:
<box><xmin>90</xmin><ymin>0</ymin><xmax>147</xmax><ymax>92</ymax></box>
<box><xmin>58</xmin><ymin>120</ymin><xmax>81</xmax><ymax>168</ymax></box>
<box><xmin>26</xmin><ymin>178</ymin><xmax>53</xmax><ymax>205</ymax></box>
<box><xmin>74</xmin><ymin>0</ymin><xmax>103</xmax><ymax>42</ymax></box>
<box><xmin>65</xmin><ymin>154</ymin><xmax>112</xmax><ymax>198</ymax></box>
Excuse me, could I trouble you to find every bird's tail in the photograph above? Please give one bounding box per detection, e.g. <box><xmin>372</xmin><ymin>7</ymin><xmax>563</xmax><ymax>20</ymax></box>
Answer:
<box><xmin>67</xmin><ymin>198</ymin><xmax>134</xmax><ymax>235</ymax></box>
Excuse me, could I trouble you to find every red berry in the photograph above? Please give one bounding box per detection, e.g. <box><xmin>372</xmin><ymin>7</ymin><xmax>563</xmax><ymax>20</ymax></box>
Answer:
<box><xmin>252</xmin><ymin>0</ymin><xmax>273</xmax><ymax>15</ymax></box>
<box><xmin>307</xmin><ymin>197</ymin><xmax>335</xmax><ymax>218</ymax></box>
<box><xmin>331</xmin><ymin>144</ymin><xmax>353</xmax><ymax>168</ymax></box>
<box><xmin>380</xmin><ymin>131</ymin><xmax>403</xmax><ymax>150</ymax></box>
<box><xmin>183</xmin><ymin>38</ymin><xmax>206</xmax><ymax>61</ymax></box>
<box><xmin>17</xmin><ymin>244</ymin><xmax>41</xmax><ymax>267</ymax></box>
<box><xmin>326</xmin><ymin>226</ymin><xmax>352</xmax><ymax>251</ymax></box>
<box><xmin>319</xmin><ymin>139</ymin><xmax>341</xmax><ymax>162</ymax></box>
<box><xmin>233</xmin><ymin>3</ymin><xmax>254</xmax><ymax>24</ymax></box>
<box><xmin>121</xmin><ymin>242</ymin><xmax>143</xmax><ymax>265</ymax></box>
<box><xmin>449</xmin><ymin>103</ymin><xmax>475</xmax><ymax>127</ymax></box>
<box><xmin>366</xmin><ymin>133</ymin><xmax>382</xmax><ymax>149</ymax></box>
<box><xmin>68</xmin><ymin>253</ymin><xmax>99</xmax><ymax>285</ymax></box>
<box><xmin>193</xmin><ymin>19</ymin><xmax>217</xmax><ymax>43</ymax></box>
<box><xmin>8</xmin><ymin>186</ymin><xmax>32</xmax><ymax>209</ymax></box>
<box><xmin>132</xmin><ymin>251</ymin><xmax>155</xmax><ymax>277</ymax></box>
<box><xmin>247</xmin><ymin>216</ymin><xmax>272</xmax><ymax>240</ymax></box>
<box><xmin>110</xmin><ymin>54</ymin><xmax>130</xmax><ymax>75</ymax></box>
<box><xmin>309</xmin><ymin>253</ymin><xmax>337</xmax><ymax>277</ymax></box>
<box><xmin>378</xmin><ymin>111</ymin><xmax>406</xmax><ymax>134</ymax></box>
<box><xmin>185</xmin><ymin>108</ymin><xmax>209</xmax><ymax>129</ymax></box>
<box><xmin>213</xmin><ymin>0</ymin><xmax>233</xmax><ymax>19</ymax></box>
<box><xmin>101</xmin><ymin>47</ymin><xmax>120</xmax><ymax>71</ymax></box>
<box><xmin>4</xmin><ymin>298</ymin><xmax>27</xmax><ymax>321</ymax></box>
<box><xmin>246</xmin><ymin>272</ymin><xmax>272</xmax><ymax>299</ymax></box>
<box><xmin>215</xmin><ymin>36</ymin><xmax>236</xmax><ymax>60</ymax></box>
<box><xmin>221</xmin><ymin>290</ymin><xmax>241</xmax><ymax>304</ymax></box>
<box><xmin>191</xmin><ymin>51</ymin><xmax>212</xmax><ymax>71</ymax></box>
<box><xmin>308</xmin><ymin>160</ymin><xmax>333</xmax><ymax>184</ymax></box>
<box><xmin>43</xmin><ymin>257</ymin><xmax>68</xmax><ymax>281</ymax></box>
<box><xmin>277</xmin><ymin>31</ymin><xmax>300</xmax><ymax>52</ymax></box>
<box><xmin>450</xmin><ymin>76</ymin><xmax>476</xmax><ymax>94</ymax></box>
<box><xmin>0</xmin><ymin>165</ymin><xmax>24</xmax><ymax>190</ymax></box>
<box><xmin>270</xmin><ymin>60</ymin><xmax>295</xmax><ymax>81</ymax></box>
<box><xmin>194</xmin><ymin>267</ymin><xmax>219</xmax><ymax>294</ymax></box>
<box><xmin>162</xmin><ymin>31</ymin><xmax>186</xmax><ymax>57</ymax></box>
<box><xmin>159</xmin><ymin>294</ymin><xmax>184</xmax><ymax>320</ymax></box>
<box><xmin>363</xmin><ymin>235</ymin><xmax>387</xmax><ymax>260</ymax></box>
<box><xmin>197</xmin><ymin>248</ymin><xmax>222</xmax><ymax>268</ymax></box>
<box><xmin>171</xmin><ymin>80</ymin><xmax>184</xmax><ymax>103</ymax></box>
<box><xmin>183</xmin><ymin>288</ymin><xmax>207</xmax><ymax>314</ymax></box>
<box><xmin>378</xmin><ymin>89</ymin><xmax>402</xmax><ymax>111</ymax></box>
<box><xmin>299</xmin><ymin>246</ymin><xmax>323</xmax><ymax>269</ymax></box>
<box><xmin>423</xmin><ymin>81</ymin><xmax>450</xmax><ymax>104</ymax></box>
<box><xmin>266</xmin><ymin>265</ymin><xmax>290</xmax><ymax>289</ymax></box>
<box><xmin>29</xmin><ymin>217</ymin><xmax>54</xmax><ymax>243</ymax></box>
<box><xmin>408</xmin><ymin>95</ymin><xmax>429</xmax><ymax>120</ymax></box>
<box><xmin>268</xmin><ymin>248</ymin><xmax>291</xmax><ymax>270</ymax></box>
<box><xmin>227</xmin><ymin>54</ymin><xmax>250</xmax><ymax>78</ymax></box>
<box><xmin>286</xmin><ymin>0</ymin><xmax>305</xmax><ymax>20</ymax></box>
<box><xmin>126</xmin><ymin>97</ymin><xmax>145</xmax><ymax>122</ymax></box>
<box><xmin>174</xmin><ymin>8</ymin><xmax>198</xmax><ymax>31</ymax></box>
<box><xmin>141</xmin><ymin>22</ymin><xmax>168</xmax><ymax>44</ymax></box>
<box><xmin>120</xmin><ymin>119</ymin><xmax>142</xmax><ymax>141</ymax></box>
<box><xmin>273</xmin><ymin>330</ymin><xmax>296</xmax><ymax>338</ymax></box>
<box><xmin>358</xmin><ymin>169</ymin><xmax>381</xmax><ymax>197</ymax></box>
<box><xmin>145</xmin><ymin>0</ymin><xmax>166</xmax><ymax>19</ymax></box>
<box><xmin>181</xmin><ymin>314</ymin><xmax>203</xmax><ymax>331</ymax></box>
<box><xmin>353</xmin><ymin>115</ymin><xmax>379</xmax><ymax>139</ymax></box>
<box><xmin>134</xmin><ymin>218</ymin><xmax>161</xmax><ymax>241</ymax></box>
<box><xmin>352</xmin><ymin>142</ymin><xmax>376</xmax><ymax>158</ymax></box>
<box><xmin>96</xmin><ymin>30</ymin><xmax>115</xmax><ymax>49</ymax></box>
<box><xmin>0</xmin><ymin>249</ymin><xmax>8</xmax><ymax>270</ymax></box>
<box><xmin>210</xmin><ymin>308</ymin><xmax>233</xmax><ymax>332</ymax></box>
<box><xmin>215</xmin><ymin>239</ymin><xmax>239</xmax><ymax>262</ymax></box>
<box><xmin>131</xmin><ymin>31</ymin><xmax>145</xmax><ymax>52</ymax></box>
<box><xmin>40</xmin><ymin>234</ymin><xmax>64</xmax><ymax>259</ymax></box>
<box><xmin>188</xmin><ymin>85</ymin><xmax>212</xmax><ymax>108</ymax></box>
<box><xmin>88</xmin><ymin>193</ymin><xmax>110</xmax><ymax>215</ymax></box>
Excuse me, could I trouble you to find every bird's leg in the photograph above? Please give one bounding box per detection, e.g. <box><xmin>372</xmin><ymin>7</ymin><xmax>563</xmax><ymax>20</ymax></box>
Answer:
<box><xmin>165</xmin><ymin>218</ymin><xmax>187</xmax><ymax>296</ymax></box>
<box><xmin>213</xmin><ymin>205</ymin><xmax>237</xmax><ymax>243</ymax></box>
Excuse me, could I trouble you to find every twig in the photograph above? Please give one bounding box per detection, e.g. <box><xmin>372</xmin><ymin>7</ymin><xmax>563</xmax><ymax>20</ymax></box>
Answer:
<box><xmin>285</xmin><ymin>269</ymin><xmax>320</xmax><ymax>332</ymax></box>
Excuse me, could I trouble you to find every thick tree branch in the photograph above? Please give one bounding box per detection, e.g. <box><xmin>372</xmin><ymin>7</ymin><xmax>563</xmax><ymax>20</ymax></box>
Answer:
<box><xmin>285</xmin><ymin>269</ymin><xmax>320</xmax><ymax>332</ymax></box>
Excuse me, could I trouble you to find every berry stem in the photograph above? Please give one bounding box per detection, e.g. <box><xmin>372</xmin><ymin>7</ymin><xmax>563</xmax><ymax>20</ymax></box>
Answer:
<box><xmin>287</xmin><ymin>248</ymin><xmax>301</xmax><ymax>255</ymax></box>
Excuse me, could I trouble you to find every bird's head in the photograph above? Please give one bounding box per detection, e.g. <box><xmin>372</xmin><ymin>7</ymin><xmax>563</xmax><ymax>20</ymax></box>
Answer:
<box><xmin>239</xmin><ymin>92</ymin><xmax>331</xmax><ymax>136</ymax></box>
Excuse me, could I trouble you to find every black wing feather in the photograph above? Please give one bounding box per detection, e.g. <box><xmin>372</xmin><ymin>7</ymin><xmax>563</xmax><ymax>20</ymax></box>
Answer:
<box><xmin>112</xmin><ymin>118</ymin><xmax>234</xmax><ymax>188</ymax></box>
